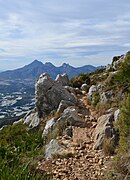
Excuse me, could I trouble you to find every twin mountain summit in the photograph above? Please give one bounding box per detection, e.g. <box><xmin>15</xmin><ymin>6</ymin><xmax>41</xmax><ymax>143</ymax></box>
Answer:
<box><xmin>0</xmin><ymin>60</ymin><xmax>102</xmax><ymax>80</ymax></box>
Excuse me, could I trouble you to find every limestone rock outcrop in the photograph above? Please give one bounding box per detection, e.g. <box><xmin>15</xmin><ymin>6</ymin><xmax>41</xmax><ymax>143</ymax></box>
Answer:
<box><xmin>56</xmin><ymin>106</ymin><xmax>86</xmax><ymax>127</ymax></box>
<box><xmin>81</xmin><ymin>83</ymin><xmax>88</xmax><ymax>92</ymax></box>
<box><xmin>35</xmin><ymin>73</ymin><xmax>76</xmax><ymax>118</ymax></box>
<box><xmin>88</xmin><ymin>85</ymin><xmax>97</xmax><ymax>99</ymax></box>
<box><xmin>56</xmin><ymin>100</ymin><xmax>75</xmax><ymax>114</ymax></box>
<box><xmin>24</xmin><ymin>111</ymin><xmax>40</xmax><ymax>128</ymax></box>
<box><xmin>42</xmin><ymin>106</ymin><xmax>86</xmax><ymax>140</ymax></box>
<box><xmin>24</xmin><ymin>73</ymin><xmax>77</xmax><ymax>128</ymax></box>
<box><xmin>112</xmin><ymin>55</ymin><xmax>125</xmax><ymax>71</ymax></box>
<box><xmin>114</xmin><ymin>109</ymin><xmax>120</xmax><ymax>122</ymax></box>
<box><xmin>55</xmin><ymin>73</ymin><xmax>70</xmax><ymax>86</ymax></box>
<box><xmin>42</xmin><ymin>118</ymin><xmax>55</xmax><ymax>137</ymax></box>
<box><xmin>93</xmin><ymin>112</ymin><xmax>116</xmax><ymax>150</ymax></box>
<box><xmin>100</xmin><ymin>91</ymin><xmax>113</xmax><ymax>103</ymax></box>
<box><xmin>45</xmin><ymin>139</ymin><xmax>65</xmax><ymax>159</ymax></box>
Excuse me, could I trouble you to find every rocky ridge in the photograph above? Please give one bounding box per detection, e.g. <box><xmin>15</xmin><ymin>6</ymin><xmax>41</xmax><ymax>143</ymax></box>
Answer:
<box><xmin>37</xmin><ymin>94</ymin><xmax>111</xmax><ymax>179</ymax></box>
<box><xmin>23</xmin><ymin>53</ymin><xmax>127</xmax><ymax>178</ymax></box>
<box><xmin>0</xmin><ymin>60</ymin><xmax>100</xmax><ymax>80</ymax></box>
<box><xmin>12</xmin><ymin>51</ymin><xmax>130</xmax><ymax>178</ymax></box>
<box><xmin>0</xmin><ymin>51</ymin><xmax>130</xmax><ymax>179</ymax></box>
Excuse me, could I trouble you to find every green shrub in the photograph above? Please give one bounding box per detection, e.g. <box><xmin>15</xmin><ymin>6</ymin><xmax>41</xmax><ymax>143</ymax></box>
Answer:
<box><xmin>0</xmin><ymin>122</ymin><xmax>50</xmax><ymax>179</ymax></box>
<box><xmin>91</xmin><ymin>92</ymin><xmax>100</xmax><ymax>107</ymax></box>
<box><xmin>105</xmin><ymin>94</ymin><xmax>130</xmax><ymax>179</ymax></box>
<box><xmin>70</xmin><ymin>76</ymin><xmax>84</xmax><ymax>88</ymax></box>
<box><xmin>117</xmin><ymin>94</ymin><xmax>130</xmax><ymax>153</ymax></box>
<box><xmin>79</xmin><ymin>73</ymin><xmax>90</xmax><ymax>84</ymax></box>
<box><xmin>89</xmin><ymin>68</ymin><xmax>105</xmax><ymax>75</ymax></box>
<box><xmin>103</xmin><ymin>137</ymin><xmax>115</xmax><ymax>156</ymax></box>
<box><xmin>113</xmin><ymin>54</ymin><xmax>130</xmax><ymax>85</ymax></box>
<box><xmin>70</xmin><ymin>73</ymin><xmax>90</xmax><ymax>88</ymax></box>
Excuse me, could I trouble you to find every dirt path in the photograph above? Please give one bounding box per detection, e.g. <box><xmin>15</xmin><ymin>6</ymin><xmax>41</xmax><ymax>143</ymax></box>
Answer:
<box><xmin>38</xmin><ymin>94</ymin><xmax>108</xmax><ymax>180</ymax></box>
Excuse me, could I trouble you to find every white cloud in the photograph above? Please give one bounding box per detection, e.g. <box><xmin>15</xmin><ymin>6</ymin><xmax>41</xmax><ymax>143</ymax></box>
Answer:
<box><xmin>0</xmin><ymin>0</ymin><xmax>130</xmax><ymax>69</ymax></box>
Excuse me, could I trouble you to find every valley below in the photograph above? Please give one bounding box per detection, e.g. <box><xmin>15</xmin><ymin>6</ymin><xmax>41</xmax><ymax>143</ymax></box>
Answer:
<box><xmin>0</xmin><ymin>79</ymin><xmax>35</xmax><ymax>127</ymax></box>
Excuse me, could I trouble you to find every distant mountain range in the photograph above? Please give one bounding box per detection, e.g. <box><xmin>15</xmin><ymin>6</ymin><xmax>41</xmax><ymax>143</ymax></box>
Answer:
<box><xmin>0</xmin><ymin>60</ymin><xmax>102</xmax><ymax>80</ymax></box>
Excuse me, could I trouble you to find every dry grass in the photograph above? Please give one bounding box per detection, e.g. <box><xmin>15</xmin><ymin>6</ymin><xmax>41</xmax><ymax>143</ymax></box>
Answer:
<box><xmin>103</xmin><ymin>137</ymin><xmax>115</xmax><ymax>156</ymax></box>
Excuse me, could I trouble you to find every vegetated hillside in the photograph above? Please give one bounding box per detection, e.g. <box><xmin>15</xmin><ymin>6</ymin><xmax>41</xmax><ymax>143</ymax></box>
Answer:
<box><xmin>0</xmin><ymin>122</ymin><xmax>50</xmax><ymax>179</ymax></box>
<box><xmin>0</xmin><ymin>51</ymin><xmax>130</xmax><ymax>179</ymax></box>
<box><xmin>71</xmin><ymin>51</ymin><xmax>130</xmax><ymax>179</ymax></box>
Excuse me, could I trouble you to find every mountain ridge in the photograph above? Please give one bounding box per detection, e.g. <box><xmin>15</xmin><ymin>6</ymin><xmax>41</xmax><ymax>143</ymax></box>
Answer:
<box><xmin>0</xmin><ymin>60</ymin><xmax>102</xmax><ymax>80</ymax></box>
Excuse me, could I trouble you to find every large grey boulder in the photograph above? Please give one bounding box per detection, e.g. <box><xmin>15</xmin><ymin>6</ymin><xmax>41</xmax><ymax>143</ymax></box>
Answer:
<box><xmin>93</xmin><ymin>113</ymin><xmax>116</xmax><ymax>150</ymax></box>
<box><xmin>64</xmin><ymin>86</ymin><xmax>76</xmax><ymax>96</ymax></box>
<box><xmin>57</xmin><ymin>100</ymin><xmax>75</xmax><ymax>114</ymax></box>
<box><xmin>43</xmin><ymin>106</ymin><xmax>85</xmax><ymax>142</ymax></box>
<box><xmin>88</xmin><ymin>85</ymin><xmax>97</xmax><ymax>99</ymax></box>
<box><xmin>42</xmin><ymin>118</ymin><xmax>55</xmax><ymax>137</ymax></box>
<box><xmin>45</xmin><ymin>139</ymin><xmax>65</xmax><ymax>159</ymax></box>
<box><xmin>35</xmin><ymin>73</ymin><xmax>76</xmax><ymax>118</ymax></box>
<box><xmin>100</xmin><ymin>91</ymin><xmax>113</xmax><ymax>103</ymax></box>
<box><xmin>55</xmin><ymin>73</ymin><xmax>70</xmax><ymax>86</ymax></box>
<box><xmin>81</xmin><ymin>83</ymin><xmax>88</xmax><ymax>92</ymax></box>
<box><xmin>56</xmin><ymin>106</ymin><xmax>86</xmax><ymax>128</ymax></box>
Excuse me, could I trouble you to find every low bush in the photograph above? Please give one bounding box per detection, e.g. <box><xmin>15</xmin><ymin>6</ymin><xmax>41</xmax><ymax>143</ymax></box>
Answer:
<box><xmin>103</xmin><ymin>137</ymin><xmax>115</xmax><ymax>156</ymax></box>
<box><xmin>0</xmin><ymin>122</ymin><xmax>50</xmax><ymax>179</ymax></box>
<box><xmin>104</xmin><ymin>94</ymin><xmax>130</xmax><ymax>179</ymax></box>
<box><xmin>91</xmin><ymin>92</ymin><xmax>100</xmax><ymax>107</ymax></box>
<box><xmin>89</xmin><ymin>68</ymin><xmax>105</xmax><ymax>75</ymax></box>
<box><xmin>112</xmin><ymin>53</ymin><xmax>130</xmax><ymax>85</ymax></box>
<box><xmin>112</xmin><ymin>56</ymin><xmax>121</xmax><ymax>64</ymax></box>
<box><xmin>70</xmin><ymin>73</ymin><xmax>90</xmax><ymax>88</ymax></box>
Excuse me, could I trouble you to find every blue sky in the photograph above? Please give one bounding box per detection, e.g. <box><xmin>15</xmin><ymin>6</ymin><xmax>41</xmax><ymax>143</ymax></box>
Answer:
<box><xmin>0</xmin><ymin>0</ymin><xmax>130</xmax><ymax>70</ymax></box>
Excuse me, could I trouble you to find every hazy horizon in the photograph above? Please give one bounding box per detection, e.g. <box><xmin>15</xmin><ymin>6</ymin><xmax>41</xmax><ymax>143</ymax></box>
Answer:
<box><xmin>0</xmin><ymin>59</ymin><xmax>105</xmax><ymax>72</ymax></box>
<box><xmin>0</xmin><ymin>0</ymin><xmax>130</xmax><ymax>70</ymax></box>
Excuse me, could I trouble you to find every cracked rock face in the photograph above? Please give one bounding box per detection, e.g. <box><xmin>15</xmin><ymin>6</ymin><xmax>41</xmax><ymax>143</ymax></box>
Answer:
<box><xmin>24</xmin><ymin>111</ymin><xmax>40</xmax><ymax>128</ymax></box>
<box><xmin>112</xmin><ymin>55</ymin><xmax>125</xmax><ymax>70</ymax></box>
<box><xmin>87</xmin><ymin>85</ymin><xmax>97</xmax><ymax>99</ymax></box>
<box><xmin>35</xmin><ymin>73</ymin><xmax>76</xmax><ymax>118</ymax></box>
<box><xmin>42</xmin><ymin>118</ymin><xmax>55</xmax><ymax>137</ymax></box>
<box><xmin>100</xmin><ymin>91</ymin><xmax>113</xmax><ymax>103</ymax></box>
<box><xmin>93</xmin><ymin>113</ymin><xmax>117</xmax><ymax>150</ymax></box>
<box><xmin>55</xmin><ymin>73</ymin><xmax>70</xmax><ymax>86</ymax></box>
<box><xmin>57</xmin><ymin>106</ymin><xmax>83</xmax><ymax>127</ymax></box>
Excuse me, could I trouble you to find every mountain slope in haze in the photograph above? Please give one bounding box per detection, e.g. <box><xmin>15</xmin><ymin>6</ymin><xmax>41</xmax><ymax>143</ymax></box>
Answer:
<box><xmin>0</xmin><ymin>60</ymin><xmax>101</xmax><ymax>80</ymax></box>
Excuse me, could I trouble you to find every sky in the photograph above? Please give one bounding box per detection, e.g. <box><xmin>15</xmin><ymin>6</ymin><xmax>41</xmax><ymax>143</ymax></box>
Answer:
<box><xmin>0</xmin><ymin>0</ymin><xmax>130</xmax><ymax>70</ymax></box>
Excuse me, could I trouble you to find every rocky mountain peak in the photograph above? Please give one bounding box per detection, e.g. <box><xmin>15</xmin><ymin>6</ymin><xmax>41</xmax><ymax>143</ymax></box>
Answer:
<box><xmin>30</xmin><ymin>59</ymin><xmax>43</xmax><ymax>66</ymax></box>
<box><xmin>62</xmin><ymin>63</ymin><xmax>71</xmax><ymax>68</ymax></box>
<box><xmin>0</xmin><ymin>60</ymin><xmax>98</xmax><ymax>80</ymax></box>
<box><xmin>44</xmin><ymin>62</ymin><xmax>55</xmax><ymax>67</ymax></box>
